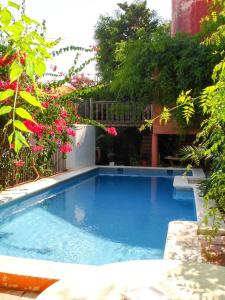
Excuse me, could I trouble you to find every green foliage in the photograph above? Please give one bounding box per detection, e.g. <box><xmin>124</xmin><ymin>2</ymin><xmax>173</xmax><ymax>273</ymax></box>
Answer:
<box><xmin>112</xmin><ymin>30</ymin><xmax>219</xmax><ymax>107</ymax></box>
<box><xmin>144</xmin><ymin>0</ymin><xmax>225</xmax><ymax>234</ymax></box>
<box><xmin>200</xmin><ymin>0</ymin><xmax>225</xmax><ymax>51</ymax></box>
<box><xmin>94</xmin><ymin>1</ymin><xmax>159</xmax><ymax>82</ymax></box>
<box><xmin>0</xmin><ymin>1</ymin><xmax>58</xmax><ymax>153</ymax></box>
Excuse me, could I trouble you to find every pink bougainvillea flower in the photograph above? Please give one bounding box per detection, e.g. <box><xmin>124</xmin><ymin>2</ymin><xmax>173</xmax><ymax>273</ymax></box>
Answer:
<box><xmin>14</xmin><ymin>160</ymin><xmax>25</xmax><ymax>167</ymax></box>
<box><xmin>25</xmin><ymin>86</ymin><xmax>34</xmax><ymax>93</ymax></box>
<box><xmin>60</xmin><ymin>110</ymin><xmax>68</xmax><ymax>118</ymax></box>
<box><xmin>24</xmin><ymin>120</ymin><xmax>45</xmax><ymax>138</ymax></box>
<box><xmin>66</xmin><ymin>128</ymin><xmax>76</xmax><ymax>137</ymax></box>
<box><xmin>106</xmin><ymin>127</ymin><xmax>117</xmax><ymax>136</ymax></box>
<box><xmin>52</xmin><ymin>65</ymin><xmax>57</xmax><ymax>72</ymax></box>
<box><xmin>50</xmin><ymin>95</ymin><xmax>59</xmax><ymax>100</ymax></box>
<box><xmin>54</xmin><ymin>118</ymin><xmax>67</xmax><ymax>133</ymax></box>
<box><xmin>59</xmin><ymin>143</ymin><xmax>73</xmax><ymax>153</ymax></box>
<box><xmin>0</xmin><ymin>80</ymin><xmax>19</xmax><ymax>91</ymax></box>
<box><xmin>32</xmin><ymin>145</ymin><xmax>44</xmax><ymax>152</ymax></box>
<box><xmin>42</xmin><ymin>101</ymin><xmax>49</xmax><ymax>109</ymax></box>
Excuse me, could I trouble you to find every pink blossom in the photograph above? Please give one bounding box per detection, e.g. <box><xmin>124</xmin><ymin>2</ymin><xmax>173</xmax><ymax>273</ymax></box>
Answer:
<box><xmin>42</xmin><ymin>102</ymin><xmax>49</xmax><ymax>109</ymax></box>
<box><xmin>25</xmin><ymin>86</ymin><xmax>34</xmax><ymax>93</ymax></box>
<box><xmin>50</xmin><ymin>95</ymin><xmax>59</xmax><ymax>100</ymax></box>
<box><xmin>54</xmin><ymin>118</ymin><xmax>67</xmax><ymax>133</ymax></box>
<box><xmin>59</xmin><ymin>143</ymin><xmax>73</xmax><ymax>153</ymax></box>
<box><xmin>24</xmin><ymin>120</ymin><xmax>45</xmax><ymax>138</ymax></box>
<box><xmin>32</xmin><ymin>145</ymin><xmax>44</xmax><ymax>152</ymax></box>
<box><xmin>106</xmin><ymin>127</ymin><xmax>117</xmax><ymax>136</ymax></box>
<box><xmin>0</xmin><ymin>80</ymin><xmax>19</xmax><ymax>91</ymax></box>
<box><xmin>14</xmin><ymin>160</ymin><xmax>25</xmax><ymax>167</ymax></box>
<box><xmin>66</xmin><ymin>128</ymin><xmax>76</xmax><ymax>137</ymax></box>
<box><xmin>60</xmin><ymin>110</ymin><xmax>68</xmax><ymax>118</ymax></box>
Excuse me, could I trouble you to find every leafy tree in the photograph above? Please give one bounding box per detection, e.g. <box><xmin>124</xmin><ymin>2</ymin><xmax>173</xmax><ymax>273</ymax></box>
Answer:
<box><xmin>94</xmin><ymin>1</ymin><xmax>159</xmax><ymax>82</ymax></box>
<box><xmin>111</xmin><ymin>27</ymin><xmax>220</xmax><ymax>108</ymax></box>
<box><xmin>148</xmin><ymin>0</ymin><xmax>225</xmax><ymax>233</ymax></box>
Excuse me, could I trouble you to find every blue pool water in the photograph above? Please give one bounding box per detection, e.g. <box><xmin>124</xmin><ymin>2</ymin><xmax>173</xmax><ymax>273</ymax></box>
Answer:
<box><xmin>0</xmin><ymin>169</ymin><xmax>196</xmax><ymax>265</ymax></box>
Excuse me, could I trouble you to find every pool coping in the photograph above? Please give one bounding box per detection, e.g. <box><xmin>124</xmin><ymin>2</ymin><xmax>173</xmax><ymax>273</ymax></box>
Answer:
<box><xmin>0</xmin><ymin>165</ymin><xmax>222</xmax><ymax>292</ymax></box>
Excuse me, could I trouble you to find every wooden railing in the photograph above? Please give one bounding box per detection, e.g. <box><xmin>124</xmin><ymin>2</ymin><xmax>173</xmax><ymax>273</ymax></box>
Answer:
<box><xmin>79</xmin><ymin>100</ymin><xmax>152</xmax><ymax>127</ymax></box>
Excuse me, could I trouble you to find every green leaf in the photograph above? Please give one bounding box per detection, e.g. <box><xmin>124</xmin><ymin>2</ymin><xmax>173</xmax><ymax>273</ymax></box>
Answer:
<box><xmin>8</xmin><ymin>132</ymin><xmax>14</xmax><ymax>144</ymax></box>
<box><xmin>22</xmin><ymin>15</ymin><xmax>39</xmax><ymax>25</ymax></box>
<box><xmin>6</xmin><ymin>21</ymin><xmax>24</xmax><ymax>40</ymax></box>
<box><xmin>14</xmin><ymin>131</ymin><xmax>23</xmax><ymax>153</ymax></box>
<box><xmin>8</xmin><ymin>1</ymin><xmax>20</xmax><ymax>10</ymax></box>
<box><xmin>25</xmin><ymin>56</ymin><xmax>35</xmax><ymax>80</ymax></box>
<box><xmin>38</xmin><ymin>46</ymin><xmax>52</xmax><ymax>59</ymax></box>
<box><xmin>20</xmin><ymin>91</ymin><xmax>42</xmax><ymax>108</ymax></box>
<box><xmin>1</xmin><ymin>8</ymin><xmax>12</xmax><ymax>25</ymax></box>
<box><xmin>14</xmin><ymin>120</ymin><xmax>31</xmax><ymax>132</ymax></box>
<box><xmin>0</xmin><ymin>105</ymin><xmax>12</xmax><ymax>115</ymax></box>
<box><xmin>10</xmin><ymin>61</ymin><xmax>23</xmax><ymax>83</ymax></box>
<box><xmin>3</xmin><ymin>119</ymin><xmax>12</xmax><ymax>130</ymax></box>
<box><xmin>16</xmin><ymin>131</ymin><xmax>29</xmax><ymax>147</ymax></box>
<box><xmin>16</xmin><ymin>107</ymin><xmax>34</xmax><ymax>121</ymax></box>
<box><xmin>0</xmin><ymin>89</ymin><xmax>14</xmax><ymax>101</ymax></box>
<box><xmin>35</xmin><ymin>58</ymin><xmax>46</xmax><ymax>77</ymax></box>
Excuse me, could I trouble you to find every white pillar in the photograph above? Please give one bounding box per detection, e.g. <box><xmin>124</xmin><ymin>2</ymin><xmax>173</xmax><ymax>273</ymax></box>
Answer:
<box><xmin>66</xmin><ymin>125</ymin><xmax>95</xmax><ymax>170</ymax></box>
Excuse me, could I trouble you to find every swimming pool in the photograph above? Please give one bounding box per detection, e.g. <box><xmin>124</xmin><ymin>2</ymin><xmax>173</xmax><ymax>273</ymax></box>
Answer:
<box><xmin>0</xmin><ymin>168</ymin><xmax>196</xmax><ymax>265</ymax></box>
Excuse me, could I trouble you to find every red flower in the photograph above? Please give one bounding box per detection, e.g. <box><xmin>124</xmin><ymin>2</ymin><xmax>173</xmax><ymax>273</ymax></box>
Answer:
<box><xmin>42</xmin><ymin>101</ymin><xmax>49</xmax><ymax>109</ymax></box>
<box><xmin>50</xmin><ymin>95</ymin><xmax>59</xmax><ymax>100</ymax></box>
<box><xmin>59</xmin><ymin>143</ymin><xmax>73</xmax><ymax>153</ymax></box>
<box><xmin>66</xmin><ymin>128</ymin><xmax>76</xmax><ymax>137</ymax></box>
<box><xmin>32</xmin><ymin>145</ymin><xmax>44</xmax><ymax>152</ymax></box>
<box><xmin>14</xmin><ymin>160</ymin><xmax>25</xmax><ymax>167</ymax></box>
<box><xmin>0</xmin><ymin>81</ymin><xmax>19</xmax><ymax>91</ymax></box>
<box><xmin>54</xmin><ymin>118</ymin><xmax>67</xmax><ymax>133</ymax></box>
<box><xmin>25</xmin><ymin>85</ymin><xmax>34</xmax><ymax>93</ymax></box>
<box><xmin>60</xmin><ymin>110</ymin><xmax>68</xmax><ymax>118</ymax></box>
<box><xmin>24</xmin><ymin>120</ymin><xmax>45</xmax><ymax>138</ymax></box>
<box><xmin>106</xmin><ymin>127</ymin><xmax>117</xmax><ymax>136</ymax></box>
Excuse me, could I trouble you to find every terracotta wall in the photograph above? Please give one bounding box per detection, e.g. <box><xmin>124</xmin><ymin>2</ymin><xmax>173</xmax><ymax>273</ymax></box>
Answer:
<box><xmin>171</xmin><ymin>0</ymin><xmax>211</xmax><ymax>36</ymax></box>
<box><xmin>152</xmin><ymin>104</ymin><xmax>198</xmax><ymax>135</ymax></box>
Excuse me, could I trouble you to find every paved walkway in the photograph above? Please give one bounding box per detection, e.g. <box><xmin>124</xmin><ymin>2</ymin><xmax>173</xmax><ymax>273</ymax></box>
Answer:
<box><xmin>36</xmin><ymin>260</ymin><xmax>225</xmax><ymax>300</ymax></box>
<box><xmin>0</xmin><ymin>289</ymin><xmax>38</xmax><ymax>299</ymax></box>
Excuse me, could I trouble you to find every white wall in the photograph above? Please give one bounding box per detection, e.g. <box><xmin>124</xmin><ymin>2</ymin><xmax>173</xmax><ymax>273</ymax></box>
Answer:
<box><xmin>66</xmin><ymin>125</ymin><xmax>95</xmax><ymax>170</ymax></box>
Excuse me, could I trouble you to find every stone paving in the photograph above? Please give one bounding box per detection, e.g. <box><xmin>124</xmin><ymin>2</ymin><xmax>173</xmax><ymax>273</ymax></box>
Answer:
<box><xmin>0</xmin><ymin>289</ymin><xmax>39</xmax><ymax>299</ymax></box>
<box><xmin>164</xmin><ymin>221</ymin><xmax>202</xmax><ymax>262</ymax></box>
<box><xmin>164</xmin><ymin>220</ymin><xmax>225</xmax><ymax>266</ymax></box>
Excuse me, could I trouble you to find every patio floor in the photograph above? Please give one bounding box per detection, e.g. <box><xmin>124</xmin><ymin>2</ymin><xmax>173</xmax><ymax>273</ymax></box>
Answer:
<box><xmin>0</xmin><ymin>289</ymin><xmax>39</xmax><ymax>300</ymax></box>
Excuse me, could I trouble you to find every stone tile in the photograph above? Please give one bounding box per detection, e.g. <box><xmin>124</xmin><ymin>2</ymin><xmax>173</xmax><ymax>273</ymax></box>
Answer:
<box><xmin>0</xmin><ymin>289</ymin><xmax>24</xmax><ymax>299</ymax></box>
<box><xmin>21</xmin><ymin>292</ymin><xmax>39</xmax><ymax>299</ymax></box>
<box><xmin>164</xmin><ymin>221</ymin><xmax>202</xmax><ymax>263</ymax></box>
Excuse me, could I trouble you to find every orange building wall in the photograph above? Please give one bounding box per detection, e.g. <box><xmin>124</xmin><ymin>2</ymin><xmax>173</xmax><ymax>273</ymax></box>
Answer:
<box><xmin>171</xmin><ymin>0</ymin><xmax>211</xmax><ymax>36</ymax></box>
